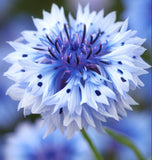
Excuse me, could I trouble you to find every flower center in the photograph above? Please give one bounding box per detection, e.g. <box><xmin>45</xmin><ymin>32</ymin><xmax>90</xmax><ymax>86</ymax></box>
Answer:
<box><xmin>45</xmin><ymin>23</ymin><xmax>109</xmax><ymax>71</ymax></box>
<box><xmin>33</xmin><ymin>23</ymin><xmax>110</xmax><ymax>77</ymax></box>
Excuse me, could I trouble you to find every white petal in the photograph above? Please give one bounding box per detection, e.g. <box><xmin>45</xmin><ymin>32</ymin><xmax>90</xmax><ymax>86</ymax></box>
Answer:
<box><xmin>120</xmin><ymin>18</ymin><xmax>128</xmax><ymax>32</ymax></box>
<box><xmin>82</xmin><ymin>107</ymin><xmax>96</xmax><ymax>128</ymax></box>
<box><xmin>101</xmin><ymin>11</ymin><xmax>116</xmax><ymax>31</ymax></box>
<box><xmin>6</xmin><ymin>84</ymin><xmax>24</xmax><ymax>101</ymax></box>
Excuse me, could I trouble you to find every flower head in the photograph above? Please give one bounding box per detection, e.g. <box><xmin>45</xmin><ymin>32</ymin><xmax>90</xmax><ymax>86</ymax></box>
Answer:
<box><xmin>4</xmin><ymin>4</ymin><xmax>150</xmax><ymax>138</ymax></box>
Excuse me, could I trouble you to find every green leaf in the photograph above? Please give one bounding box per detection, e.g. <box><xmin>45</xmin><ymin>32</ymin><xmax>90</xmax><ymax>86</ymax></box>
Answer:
<box><xmin>105</xmin><ymin>128</ymin><xmax>145</xmax><ymax>160</ymax></box>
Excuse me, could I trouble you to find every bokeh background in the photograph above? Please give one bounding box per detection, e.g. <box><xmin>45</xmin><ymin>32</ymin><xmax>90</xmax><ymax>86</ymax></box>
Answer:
<box><xmin>0</xmin><ymin>0</ymin><xmax>151</xmax><ymax>160</ymax></box>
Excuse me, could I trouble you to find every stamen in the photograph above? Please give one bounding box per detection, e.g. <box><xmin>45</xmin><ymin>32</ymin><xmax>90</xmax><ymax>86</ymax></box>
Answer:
<box><xmin>87</xmin><ymin>65</ymin><xmax>101</xmax><ymax>74</ymax></box>
<box><xmin>100</xmin><ymin>60</ymin><xmax>110</xmax><ymax>65</ymax></box>
<box><xmin>46</xmin><ymin>34</ymin><xmax>54</xmax><ymax>45</ymax></box>
<box><xmin>81</xmin><ymin>24</ymin><xmax>86</xmax><ymax>43</ymax></box>
<box><xmin>48</xmin><ymin>47</ymin><xmax>58</xmax><ymax>60</ymax></box>
<box><xmin>86</xmin><ymin>46</ymin><xmax>92</xmax><ymax>59</ymax></box>
<box><xmin>55</xmin><ymin>38</ymin><xmax>60</xmax><ymax>53</ymax></box>
<box><xmin>33</xmin><ymin>48</ymin><xmax>46</xmax><ymax>51</ymax></box>
<box><xmin>94</xmin><ymin>43</ymin><xmax>102</xmax><ymax>55</ymax></box>
<box><xmin>91</xmin><ymin>30</ymin><xmax>101</xmax><ymax>44</ymax></box>
<box><xmin>64</xmin><ymin>24</ymin><xmax>70</xmax><ymax>41</ymax></box>
<box><xmin>67</xmin><ymin>56</ymin><xmax>71</xmax><ymax>64</ymax></box>
<box><xmin>60</xmin><ymin>32</ymin><xmax>63</xmax><ymax>41</ymax></box>
<box><xmin>75</xmin><ymin>52</ymin><xmax>79</xmax><ymax>65</ymax></box>
<box><xmin>90</xmin><ymin>35</ymin><xmax>93</xmax><ymax>44</ymax></box>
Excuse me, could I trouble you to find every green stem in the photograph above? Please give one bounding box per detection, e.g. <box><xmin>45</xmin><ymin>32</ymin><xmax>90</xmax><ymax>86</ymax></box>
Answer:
<box><xmin>105</xmin><ymin>128</ymin><xmax>145</xmax><ymax>160</ymax></box>
<box><xmin>81</xmin><ymin>129</ymin><xmax>103</xmax><ymax>160</ymax></box>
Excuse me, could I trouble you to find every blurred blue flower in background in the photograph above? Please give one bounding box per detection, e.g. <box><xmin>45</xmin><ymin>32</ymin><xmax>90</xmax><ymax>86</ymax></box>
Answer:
<box><xmin>122</xmin><ymin>0</ymin><xmax>151</xmax><ymax>48</ymax></box>
<box><xmin>88</xmin><ymin>111</ymin><xmax>151</xmax><ymax>160</ymax></box>
<box><xmin>4</xmin><ymin>120</ymin><xmax>92</xmax><ymax>160</ymax></box>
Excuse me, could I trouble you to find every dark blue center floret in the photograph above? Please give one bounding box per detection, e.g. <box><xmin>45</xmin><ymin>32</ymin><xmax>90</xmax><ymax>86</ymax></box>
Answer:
<box><xmin>43</xmin><ymin>23</ymin><xmax>110</xmax><ymax>74</ymax></box>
